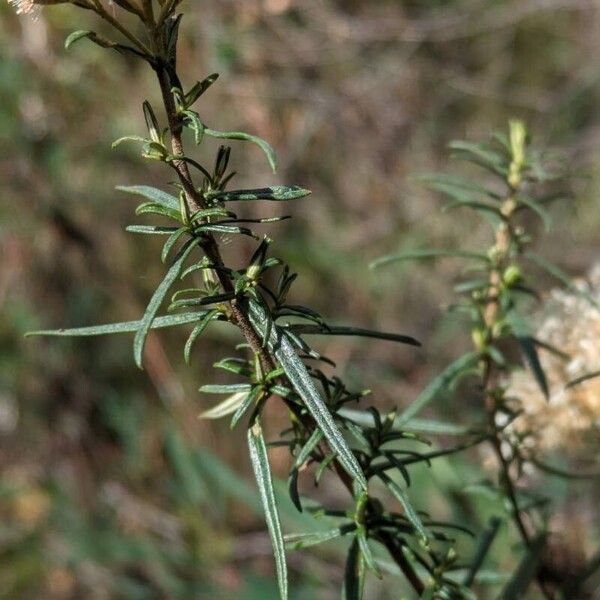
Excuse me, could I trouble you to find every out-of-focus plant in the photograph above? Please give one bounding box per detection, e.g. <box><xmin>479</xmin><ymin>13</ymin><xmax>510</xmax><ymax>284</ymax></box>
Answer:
<box><xmin>16</xmin><ymin>1</ymin><xmax>481</xmax><ymax>598</ymax></box>
<box><xmin>373</xmin><ymin>121</ymin><xmax>600</xmax><ymax>598</ymax></box>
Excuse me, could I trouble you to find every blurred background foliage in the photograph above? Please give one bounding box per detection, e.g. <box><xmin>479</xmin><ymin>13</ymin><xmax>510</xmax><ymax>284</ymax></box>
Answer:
<box><xmin>0</xmin><ymin>0</ymin><xmax>599</xmax><ymax>597</ymax></box>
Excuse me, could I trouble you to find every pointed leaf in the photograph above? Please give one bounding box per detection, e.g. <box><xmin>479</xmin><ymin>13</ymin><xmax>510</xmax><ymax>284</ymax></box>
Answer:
<box><xmin>288</xmin><ymin>324</ymin><xmax>420</xmax><ymax>347</ymax></box>
<box><xmin>26</xmin><ymin>312</ymin><xmax>208</xmax><ymax>338</ymax></box>
<box><xmin>342</xmin><ymin>538</ymin><xmax>365</xmax><ymax>600</ymax></box>
<box><xmin>198</xmin><ymin>391</ymin><xmax>248</xmax><ymax>420</ymax></box>
<box><xmin>206</xmin><ymin>186</ymin><xmax>311</xmax><ymax>202</ymax></box>
<box><xmin>248</xmin><ymin>421</ymin><xmax>288</xmax><ymax>600</ymax></box>
<box><xmin>204</xmin><ymin>128</ymin><xmax>278</xmax><ymax>173</ymax></box>
<box><xmin>184</xmin><ymin>310</ymin><xmax>220</xmax><ymax>365</ymax></box>
<box><xmin>371</xmin><ymin>249</ymin><xmax>489</xmax><ymax>269</ymax></box>
<box><xmin>134</xmin><ymin>239</ymin><xmax>201</xmax><ymax>369</ymax></box>
<box><xmin>498</xmin><ymin>534</ymin><xmax>546</xmax><ymax>600</ymax></box>
<box><xmin>248</xmin><ymin>299</ymin><xmax>367</xmax><ymax>490</ymax></box>
<box><xmin>284</xmin><ymin>526</ymin><xmax>351</xmax><ymax>550</ymax></box>
<box><xmin>507</xmin><ymin>311</ymin><xmax>549</xmax><ymax>399</ymax></box>
<box><xmin>117</xmin><ymin>185</ymin><xmax>180</xmax><ymax>211</ymax></box>
<box><xmin>396</xmin><ymin>352</ymin><xmax>479</xmax><ymax>426</ymax></box>
<box><xmin>378</xmin><ymin>473</ymin><xmax>428</xmax><ymax>545</ymax></box>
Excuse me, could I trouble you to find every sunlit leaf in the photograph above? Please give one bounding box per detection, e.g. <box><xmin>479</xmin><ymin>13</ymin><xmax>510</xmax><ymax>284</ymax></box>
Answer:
<box><xmin>248</xmin><ymin>299</ymin><xmax>367</xmax><ymax>490</ymax></box>
<box><xmin>26</xmin><ymin>312</ymin><xmax>208</xmax><ymax>338</ymax></box>
<box><xmin>248</xmin><ymin>421</ymin><xmax>288</xmax><ymax>600</ymax></box>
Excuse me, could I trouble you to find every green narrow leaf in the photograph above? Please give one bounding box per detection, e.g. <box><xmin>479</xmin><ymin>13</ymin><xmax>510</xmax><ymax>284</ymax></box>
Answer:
<box><xmin>199</xmin><ymin>384</ymin><xmax>252</xmax><ymax>394</ymax></box>
<box><xmin>288</xmin><ymin>428</ymin><xmax>325</xmax><ymax>511</ymax></box>
<box><xmin>117</xmin><ymin>185</ymin><xmax>180</xmax><ymax>211</ymax></box>
<box><xmin>396</xmin><ymin>352</ymin><xmax>479</xmax><ymax>426</ymax></box>
<box><xmin>284</xmin><ymin>526</ymin><xmax>351</xmax><ymax>551</ymax></box>
<box><xmin>206</xmin><ymin>186</ymin><xmax>311</xmax><ymax>202</ymax></box>
<box><xmin>371</xmin><ymin>249</ymin><xmax>489</xmax><ymax>269</ymax></box>
<box><xmin>126</xmin><ymin>225</ymin><xmax>180</xmax><ymax>235</ymax></box>
<box><xmin>342</xmin><ymin>538</ymin><xmax>365</xmax><ymax>600</ymax></box>
<box><xmin>65</xmin><ymin>30</ymin><xmax>94</xmax><ymax>49</ymax></box>
<box><xmin>248</xmin><ymin>299</ymin><xmax>367</xmax><ymax>490</ymax></box>
<box><xmin>463</xmin><ymin>517</ymin><xmax>502</xmax><ymax>587</ymax></box>
<box><xmin>248</xmin><ymin>421</ymin><xmax>288</xmax><ymax>600</ymax></box>
<box><xmin>198</xmin><ymin>391</ymin><xmax>249</xmax><ymax>420</ymax></box>
<box><xmin>515</xmin><ymin>194</ymin><xmax>552</xmax><ymax>231</ymax></box>
<box><xmin>204</xmin><ymin>128</ymin><xmax>278</xmax><ymax>173</ymax></box>
<box><xmin>378</xmin><ymin>473</ymin><xmax>429</xmax><ymax>545</ymax></box>
<box><xmin>161</xmin><ymin>227</ymin><xmax>188</xmax><ymax>263</ymax></box>
<box><xmin>338</xmin><ymin>408</ymin><xmax>471</xmax><ymax>436</ymax></box>
<box><xmin>507</xmin><ymin>311</ymin><xmax>549</xmax><ymax>399</ymax></box>
<box><xmin>134</xmin><ymin>238</ymin><xmax>201</xmax><ymax>369</ymax></box>
<box><xmin>26</xmin><ymin>312</ymin><xmax>208</xmax><ymax>338</ymax></box>
<box><xmin>288</xmin><ymin>324</ymin><xmax>420</xmax><ymax>347</ymax></box>
<box><xmin>230</xmin><ymin>386</ymin><xmax>263</xmax><ymax>429</ymax></box>
<box><xmin>498</xmin><ymin>534</ymin><xmax>546</xmax><ymax>600</ymax></box>
<box><xmin>525</xmin><ymin>252</ymin><xmax>599</xmax><ymax>308</ymax></box>
<box><xmin>184</xmin><ymin>310</ymin><xmax>220</xmax><ymax>365</ymax></box>
<box><xmin>357</xmin><ymin>529</ymin><xmax>382</xmax><ymax>578</ymax></box>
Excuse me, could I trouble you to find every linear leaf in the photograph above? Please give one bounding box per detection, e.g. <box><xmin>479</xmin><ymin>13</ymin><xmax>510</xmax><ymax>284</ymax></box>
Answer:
<box><xmin>498</xmin><ymin>534</ymin><xmax>546</xmax><ymax>600</ymax></box>
<box><xmin>525</xmin><ymin>252</ymin><xmax>599</xmax><ymax>308</ymax></box>
<box><xmin>117</xmin><ymin>185</ymin><xmax>180</xmax><ymax>211</ymax></box>
<box><xmin>248</xmin><ymin>421</ymin><xmax>288</xmax><ymax>600</ymax></box>
<box><xmin>205</xmin><ymin>128</ymin><xmax>278</xmax><ymax>173</ymax></box>
<box><xmin>184</xmin><ymin>309</ymin><xmax>220</xmax><ymax>364</ymax></box>
<box><xmin>565</xmin><ymin>369</ymin><xmax>600</xmax><ymax>389</ymax></box>
<box><xmin>371</xmin><ymin>249</ymin><xmax>489</xmax><ymax>269</ymax></box>
<box><xmin>378</xmin><ymin>473</ymin><xmax>429</xmax><ymax>544</ymax></box>
<box><xmin>134</xmin><ymin>238</ymin><xmax>200</xmax><ymax>369</ymax></box>
<box><xmin>508</xmin><ymin>311</ymin><xmax>549</xmax><ymax>399</ymax></box>
<box><xmin>396</xmin><ymin>352</ymin><xmax>479</xmax><ymax>426</ymax></box>
<box><xmin>288</xmin><ymin>324</ymin><xmax>420</xmax><ymax>347</ymax></box>
<box><xmin>463</xmin><ymin>517</ymin><xmax>502</xmax><ymax>587</ymax></box>
<box><xmin>284</xmin><ymin>526</ymin><xmax>351</xmax><ymax>550</ymax></box>
<box><xmin>26</xmin><ymin>312</ymin><xmax>207</xmax><ymax>338</ymax></box>
<box><xmin>198</xmin><ymin>391</ymin><xmax>248</xmax><ymax>420</ymax></box>
<box><xmin>342</xmin><ymin>538</ymin><xmax>365</xmax><ymax>600</ymax></box>
<box><xmin>126</xmin><ymin>225</ymin><xmax>180</xmax><ymax>235</ymax></box>
<box><xmin>206</xmin><ymin>186</ymin><xmax>311</xmax><ymax>202</ymax></box>
<box><xmin>248</xmin><ymin>299</ymin><xmax>367</xmax><ymax>490</ymax></box>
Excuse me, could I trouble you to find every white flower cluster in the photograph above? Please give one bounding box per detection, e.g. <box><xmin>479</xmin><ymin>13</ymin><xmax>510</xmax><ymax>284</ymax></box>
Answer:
<box><xmin>506</xmin><ymin>265</ymin><xmax>600</xmax><ymax>460</ymax></box>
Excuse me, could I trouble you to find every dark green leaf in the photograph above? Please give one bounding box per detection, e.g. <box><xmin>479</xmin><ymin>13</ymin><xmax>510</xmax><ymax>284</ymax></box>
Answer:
<box><xmin>507</xmin><ymin>311</ymin><xmax>549</xmax><ymax>399</ymax></box>
<box><xmin>463</xmin><ymin>517</ymin><xmax>502</xmax><ymax>587</ymax></box>
<box><xmin>288</xmin><ymin>324</ymin><xmax>420</xmax><ymax>347</ymax></box>
<box><xmin>565</xmin><ymin>369</ymin><xmax>600</xmax><ymax>389</ymax></box>
<box><xmin>342</xmin><ymin>538</ymin><xmax>365</xmax><ymax>600</ymax></box>
<box><xmin>378</xmin><ymin>473</ymin><xmax>429</xmax><ymax>545</ymax></box>
<box><xmin>498</xmin><ymin>534</ymin><xmax>546</xmax><ymax>600</ymax></box>
<box><xmin>184</xmin><ymin>310</ymin><xmax>220</xmax><ymax>365</ymax></box>
<box><xmin>284</xmin><ymin>526</ymin><xmax>351</xmax><ymax>550</ymax></box>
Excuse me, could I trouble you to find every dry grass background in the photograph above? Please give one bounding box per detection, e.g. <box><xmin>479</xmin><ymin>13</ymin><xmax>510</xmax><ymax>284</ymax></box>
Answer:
<box><xmin>1</xmin><ymin>1</ymin><xmax>600</xmax><ymax>597</ymax></box>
